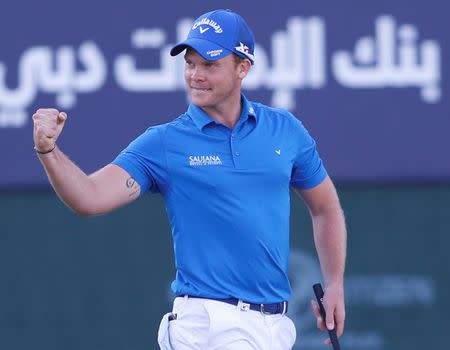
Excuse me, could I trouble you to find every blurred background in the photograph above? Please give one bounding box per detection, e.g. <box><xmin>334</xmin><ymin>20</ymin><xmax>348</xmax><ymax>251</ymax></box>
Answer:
<box><xmin>0</xmin><ymin>0</ymin><xmax>448</xmax><ymax>349</ymax></box>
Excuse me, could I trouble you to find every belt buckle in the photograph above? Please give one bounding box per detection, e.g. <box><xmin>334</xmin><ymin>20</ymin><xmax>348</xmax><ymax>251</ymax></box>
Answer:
<box><xmin>239</xmin><ymin>301</ymin><xmax>251</xmax><ymax>311</ymax></box>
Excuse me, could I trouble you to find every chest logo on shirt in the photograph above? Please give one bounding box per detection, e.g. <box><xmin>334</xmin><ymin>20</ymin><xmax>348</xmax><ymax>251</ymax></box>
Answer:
<box><xmin>189</xmin><ymin>155</ymin><xmax>222</xmax><ymax>166</ymax></box>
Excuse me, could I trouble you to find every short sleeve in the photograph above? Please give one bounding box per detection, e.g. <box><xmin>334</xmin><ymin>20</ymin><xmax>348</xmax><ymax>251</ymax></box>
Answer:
<box><xmin>289</xmin><ymin>115</ymin><xmax>327</xmax><ymax>189</ymax></box>
<box><xmin>111</xmin><ymin>127</ymin><xmax>167</xmax><ymax>195</ymax></box>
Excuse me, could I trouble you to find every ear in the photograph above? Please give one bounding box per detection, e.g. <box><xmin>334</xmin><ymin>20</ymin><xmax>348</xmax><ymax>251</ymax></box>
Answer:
<box><xmin>238</xmin><ymin>59</ymin><xmax>252</xmax><ymax>79</ymax></box>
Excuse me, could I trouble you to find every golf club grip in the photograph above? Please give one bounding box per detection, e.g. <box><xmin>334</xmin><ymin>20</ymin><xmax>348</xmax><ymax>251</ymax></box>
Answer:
<box><xmin>313</xmin><ymin>283</ymin><xmax>341</xmax><ymax>350</ymax></box>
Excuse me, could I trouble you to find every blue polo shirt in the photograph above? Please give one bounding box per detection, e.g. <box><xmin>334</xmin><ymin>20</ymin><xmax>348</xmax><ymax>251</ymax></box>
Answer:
<box><xmin>112</xmin><ymin>95</ymin><xmax>327</xmax><ymax>303</ymax></box>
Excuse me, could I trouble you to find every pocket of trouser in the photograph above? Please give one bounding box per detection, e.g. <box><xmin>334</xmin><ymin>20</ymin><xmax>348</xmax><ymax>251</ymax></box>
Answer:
<box><xmin>157</xmin><ymin>313</ymin><xmax>173</xmax><ymax>350</ymax></box>
<box><xmin>282</xmin><ymin>315</ymin><xmax>297</xmax><ymax>349</ymax></box>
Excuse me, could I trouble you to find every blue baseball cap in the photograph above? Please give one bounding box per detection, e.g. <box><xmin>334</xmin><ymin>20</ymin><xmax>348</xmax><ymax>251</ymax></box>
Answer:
<box><xmin>170</xmin><ymin>9</ymin><xmax>255</xmax><ymax>64</ymax></box>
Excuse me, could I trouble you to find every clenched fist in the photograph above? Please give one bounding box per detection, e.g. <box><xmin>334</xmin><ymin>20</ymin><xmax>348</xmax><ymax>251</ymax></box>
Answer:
<box><xmin>32</xmin><ymin>108</ymin><xmax>67</xmax><ymax>153</ymax></box>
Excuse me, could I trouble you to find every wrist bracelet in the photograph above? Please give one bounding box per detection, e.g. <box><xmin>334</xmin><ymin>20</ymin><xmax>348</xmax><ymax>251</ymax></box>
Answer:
<box><xmin>34</xmin><ymin>144</ymin><xmax>56</xmax><ymax>154</ymax></box>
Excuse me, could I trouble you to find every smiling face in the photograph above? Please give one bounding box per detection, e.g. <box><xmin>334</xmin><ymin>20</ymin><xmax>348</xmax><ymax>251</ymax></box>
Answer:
<box><xmin>184</xmin><ymin>49</ymin><xmax>250</xmax><ymax>114</ymax></box>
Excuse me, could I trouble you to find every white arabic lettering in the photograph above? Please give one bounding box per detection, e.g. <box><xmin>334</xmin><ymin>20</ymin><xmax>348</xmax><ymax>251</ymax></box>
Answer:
<box><xmin>114</xmin><ymin>29</ymin><xmax>178</xmax><ymax>91</ymax></box>
<box><xmin>244</xmin><ymin>17</ymin><xmax>326</xmax><ymax>109</ymax></box>
<box><xmin>0</xmin><ymin>41</ymin><xmax>106</xmax><ymax>127</ymax></box>
<box><xmin>332</xmin><ymin>15</ymin><xmax>441</xmax><ymax>102</ymax></box>
<box><xmin>114</xmin><ymin>17</ymin><xmax>326</xmax><ymax>111</ymax></box>
<box><xmin>0</xmin><ymin>16</ymin><xmax>443</xmax><ymax>129</ymax></box>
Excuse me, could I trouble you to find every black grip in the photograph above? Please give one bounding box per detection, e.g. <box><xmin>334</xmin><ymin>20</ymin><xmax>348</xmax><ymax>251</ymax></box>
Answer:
<box><xmin>313</xmin><ymin>283</ymin><xmax>342</xmax><ymax>350</ymax></box>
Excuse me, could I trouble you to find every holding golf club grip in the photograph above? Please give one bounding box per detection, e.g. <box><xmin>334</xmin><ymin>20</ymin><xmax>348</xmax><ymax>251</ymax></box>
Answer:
<box><xmin>313</xmin><ymin>283</ymin><xmax>342</xmax><ymax>350</ymax></box>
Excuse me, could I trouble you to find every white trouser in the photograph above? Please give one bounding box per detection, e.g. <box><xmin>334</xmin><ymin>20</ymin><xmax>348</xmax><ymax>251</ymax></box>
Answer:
<box><xmin>158</xmin><ymin>296</ymin><xmax>296</xmax><ymax>350</ymax></box>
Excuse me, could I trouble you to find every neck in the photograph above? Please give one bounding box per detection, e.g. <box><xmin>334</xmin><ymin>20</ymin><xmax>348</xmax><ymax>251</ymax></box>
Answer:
<box><xmin>201</xmin><ymin>94</ymin><xmax>242</xmax><ymax>129</ymax></box>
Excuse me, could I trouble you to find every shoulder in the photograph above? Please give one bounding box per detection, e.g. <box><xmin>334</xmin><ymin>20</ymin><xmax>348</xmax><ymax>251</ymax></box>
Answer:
<box><xmin>146</xmin><ymin>113</ymin><xmax>193</xmax><ymax>135</ymax></box>
<box><xmin>138</xmin><ymin>113</ymin><xmax>191</xmax><ymax>137</ymax></box>
<box><xmin>124</xmin><ymin>113</ymin><xmax>190</xmax><ymax>152</ymax></box>
<box><xmin>251</xmin><ymin>102</ymin><xmax>307</xmax><ymax>131</ymax></box>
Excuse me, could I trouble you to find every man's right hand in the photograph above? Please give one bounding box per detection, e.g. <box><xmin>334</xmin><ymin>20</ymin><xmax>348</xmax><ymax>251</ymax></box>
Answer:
<box><xmin>31</xmin><ymin>108</ymin><xmax>140</xmax><ymax>216</ymax></box>
<box><xmin>32</xmin><ymin>108</ymin><xmax>67</xmax><ymax>153</ymax></box>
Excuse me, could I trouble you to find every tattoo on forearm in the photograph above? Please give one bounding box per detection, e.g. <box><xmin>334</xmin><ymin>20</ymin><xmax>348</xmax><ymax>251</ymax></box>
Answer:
<box><xmin>126</xmin><ymin>177</ymin><xmax>139</xmax><ymax>197</ymax></box>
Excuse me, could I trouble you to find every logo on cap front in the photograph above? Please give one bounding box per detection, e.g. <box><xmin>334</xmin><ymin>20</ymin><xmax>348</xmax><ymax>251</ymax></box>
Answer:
<box><xmin>207</xmin><ymin>49</ymin><xmax>223</xmax><ymax>58</ymax></box>
<box><xmin>192</xmin><ymin>17</ymin><xmax>223</xmax><ymax>34</ymax></box>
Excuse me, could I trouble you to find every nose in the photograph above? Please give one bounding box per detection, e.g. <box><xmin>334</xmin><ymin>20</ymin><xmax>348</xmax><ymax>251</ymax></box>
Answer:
<box><xmin>189</xmin><ymin>66</ymin><xmax>205</xmax><ymax>81</ymax></box>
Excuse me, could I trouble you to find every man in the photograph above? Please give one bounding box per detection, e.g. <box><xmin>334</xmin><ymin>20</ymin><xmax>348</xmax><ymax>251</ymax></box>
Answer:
<box><xmin>33</xmin><ymin>9</ymin><xmax>346</xmax><ymax>350</ymax></box>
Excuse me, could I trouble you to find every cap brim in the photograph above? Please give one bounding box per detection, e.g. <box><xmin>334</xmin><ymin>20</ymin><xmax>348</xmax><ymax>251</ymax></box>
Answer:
<box><xmin>170</xmin><ymin>38</ymin><xmax>233</xmax><ymax>61</ymax></box>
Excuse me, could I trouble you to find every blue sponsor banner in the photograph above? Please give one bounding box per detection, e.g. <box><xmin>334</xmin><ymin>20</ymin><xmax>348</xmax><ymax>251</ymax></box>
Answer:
<box><xmin>0</xmin><ymin>0</ymin><xmax>448</xmax><ymax>188</ymax></box>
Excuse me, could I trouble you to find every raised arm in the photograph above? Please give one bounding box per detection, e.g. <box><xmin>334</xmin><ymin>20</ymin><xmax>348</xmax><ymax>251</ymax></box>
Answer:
<box><xmin>294</xmin><ymin>176</ymin><xmax>347</xmax><ymax>343</ymax></box>
<box><xmin>33</xmin><ymin>108</ymin><xmax>140</xmax><ymax>216</ymax></box>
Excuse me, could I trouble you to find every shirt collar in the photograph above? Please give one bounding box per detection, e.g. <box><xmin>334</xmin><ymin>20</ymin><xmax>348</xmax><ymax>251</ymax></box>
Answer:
<box><xmin>188</xmin><ymin>94</ymin><xmax>257</xmax><ymax>131</ymax></box>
